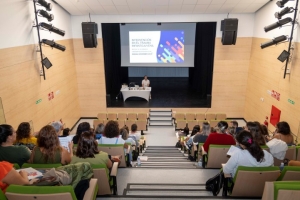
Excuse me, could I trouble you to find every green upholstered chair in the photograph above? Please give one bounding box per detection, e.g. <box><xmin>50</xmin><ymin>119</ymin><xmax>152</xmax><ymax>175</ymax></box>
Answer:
<box><xmin>202</xmin><ymin>145</ymin><xmax>231</xmax><ymax>168</ymax></box>
<box><xmin>262</xmin><ymin>181</ymin><xmax>300</xmax><ymax>200</ymax></box>
<box><xmin>98</xmin><ymin>144</ymin><xmax>129</xmax><ymax>167</ymax></box>
<box><xmin>277</xmin><ymin>166</ymin><xmax>300</xmax><ymax>181</ymax></box>
<box><xmin>21</xmin><ymin>163</ymin><xmax>62</xmax><ymax>170</ymax></box>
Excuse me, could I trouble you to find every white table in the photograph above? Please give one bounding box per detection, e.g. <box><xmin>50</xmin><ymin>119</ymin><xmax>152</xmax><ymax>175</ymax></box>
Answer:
<box><xmin>121</xmin><ymin>87</ymin><xmax>151</xmax><ymax>102</ymax></box>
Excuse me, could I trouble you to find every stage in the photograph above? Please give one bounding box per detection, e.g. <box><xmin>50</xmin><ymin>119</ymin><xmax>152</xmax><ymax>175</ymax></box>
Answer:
<box><xmin>108</xmin><ymin>77</ymin><xmax>210</xmax><ymax>108</ymax></box>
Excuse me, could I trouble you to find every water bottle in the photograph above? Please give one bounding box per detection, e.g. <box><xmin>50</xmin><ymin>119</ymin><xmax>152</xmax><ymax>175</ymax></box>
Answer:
<box><xmin>280</xmin><ymin>162</ymin><xmax>284</xmax><ymax>171</ymax></box>
<box><xmin>137</xmin><ymin>157</ymin><xmax>141</xmax><ymax>166</ymax></box>
<box><xmin>198</xmin><ymin>158</ymin><xmax>202</xmax><ymax>168</ymax></box>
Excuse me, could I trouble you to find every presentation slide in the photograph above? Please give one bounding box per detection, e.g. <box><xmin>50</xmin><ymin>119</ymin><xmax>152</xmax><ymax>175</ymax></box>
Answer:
<box><xmin>129</xmin><ymin>31</ymin><xmax>184</xmax><ymax>64</ymax></box>
<box><xmin>120</xmin><ymin>23</ymin><xmax>196</xmax><ymax>67</ymax></box>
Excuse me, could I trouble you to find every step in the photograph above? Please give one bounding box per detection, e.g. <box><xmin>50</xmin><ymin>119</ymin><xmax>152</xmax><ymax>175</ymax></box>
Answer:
<box><xmin>124</xmin><ymin>189</ymin><xmax>210</xmax><ymax>196</ymax></box>
<box><xmin>136</xmin><ymin>165</ymin><xmax>197</xmax><ymax>169</ymax></box>
<box><xmin>128</xmin><ymin>183</ymin><xmax>205</xmax><ymax>190</ymax></box>
<box><xmin>149</xmin><ymin>109</ymin><xmax>172</xmax><ymax>112</ymax></box>
<box><xmin>139</xmin><ymin>162</ymin><xmax>193</xmax><ymax>165</ymax></box>
<box><xmin>149</xmin><ymin>112</ymin><xmax>172</xmax><ymax>117</ymax></box>
<box><xmin>147</xmin><ymin>146</ymin><xmax>178</xmax><ymax>148</ymax></box>
<box><xmin>149</xmin><ymin>116</ymin><xmax>173</xmax><ymax>121</ymax></box>
<box><xmin>142</xmin><ymin>154</ymin><xmax>184</xmax><ymax>157</ymax></box>
<box><xmin>149</xmin><ymin>122</ymin><xmax>173</xmax><ymax>126</ymax></box>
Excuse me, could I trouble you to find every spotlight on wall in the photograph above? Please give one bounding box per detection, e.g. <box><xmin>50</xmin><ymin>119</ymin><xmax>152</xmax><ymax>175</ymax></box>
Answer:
<box><xmin>276</xmin><ymin>0</ymin><xmax>289</xmax><ymax>8</ymax></box>
<box><xmin>275</xmin><ymin>7</ymin><xmax>293</xmax><ymax>19</ymax></box>
<box><xmin>41</xmin><ymin>39</ymin><xmax>66</xmax><ymax>51</ymax></box>
<box><xmin>42</xmin><ymin>57</ymin><xmax>52</xmax><ymax>69</ymax></box>
<box><xmin>38</xmin><ymin>10</ymin><xmax>54</xmax><ymax>22</ymax></box>
<box><xmin>39</xmin><ymin>22</ymin><xmax>65</xmax><ymax>36</ymax></box>
<box><xmin>264</xmin><ymin>17</ymin><xmax>292</xmax><ymax>32</ymax></box>
<box><xmin>260</xmin><ymin>35</ymin><xmax>288</xmax><ymax>49</ymax></box>
<box><xmin>36</xmin><ymin>0</ymin><xmax>52</xmax><ymax>11</ymax></box>
<box><xmin>277</xmin><ymin>50</ymin><xmax>290</xmax><ymax>62</ymax></box>
<box><xmin>157</xmin><ymin>23</ymin><xmax>161</xmax><ymax>25</ymax></box>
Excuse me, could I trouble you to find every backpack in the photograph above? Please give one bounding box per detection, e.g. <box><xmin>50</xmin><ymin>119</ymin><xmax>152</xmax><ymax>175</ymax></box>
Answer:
<box><xmin>175</xmin><ymin>141</ymin><xmax>182</xmax><ymax>148</ymax></box>
<box><xmin>205</xmin><ymin>172</ymin><xmax>224</xmax><ymax>196</ymax></box>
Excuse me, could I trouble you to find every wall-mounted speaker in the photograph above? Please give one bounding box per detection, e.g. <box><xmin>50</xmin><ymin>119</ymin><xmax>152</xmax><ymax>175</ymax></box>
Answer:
<box><xmin>82</xmin><ymin>22</ymin><xmax>98</xmax><ymax>48</ymax></box>
<box><xmin>221</xmin><ymin>18</ymin><xmax>238</xmax><ymax>45</ymax></box>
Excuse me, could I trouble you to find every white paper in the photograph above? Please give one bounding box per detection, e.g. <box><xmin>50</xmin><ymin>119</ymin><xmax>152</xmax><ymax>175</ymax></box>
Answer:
<box><xmin>16</xmin><ymin>167</ymin><xmax>43</xmax><ymax>180</ymax></box>
<box><xmin>227</xmin><ymin>145</ymin><xmax>242</xmax><ymax>156</ymax></box>
<box><xmin>59</xmin><ymin>135</ymin><xmax>74</xmax><ymax>152</ymax></box>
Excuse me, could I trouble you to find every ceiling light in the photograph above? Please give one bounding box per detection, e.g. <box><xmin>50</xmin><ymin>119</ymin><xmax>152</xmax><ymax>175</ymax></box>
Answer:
<box><xmin>39</xmin><ymin>22</ymin><xmax>65</xmax><ymax>36</ymax></box>
<box><xmin>264</xmin><ymin>17</ymin><xmax>292</xmax><ymax>32</ymax></box>
<box><xmin>38</xmin><ymin>10</ymin><xmax>54</xmax><ymax>22</ymax></box>
<box><xmin>41</xmin><ymin>39</ymin><xmax>66</xmax><ymax>51</ymax></box>
<box><xmin>275</xmin><ymin>7</ymin><xmax>293</xmax><ymax>19</ymax></box>
<box><xmin>260</xmin><ymin>35</ymin><xmax>288</xmax><ymax>49</ymax></box>
<box><xmin>276</xmin><ymin>0</ymin><xmax>289</xmax><ymax>8</ymax></box>
<box><xmin>36</xmin><ymin>0</ymin><xmax>52</xmax><ymax>11</ymax></box>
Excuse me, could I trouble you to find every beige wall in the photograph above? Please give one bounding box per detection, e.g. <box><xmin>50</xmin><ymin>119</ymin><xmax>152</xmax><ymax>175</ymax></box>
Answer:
<box><xmin>73</xmin><ymin>37</ymin><xmax>252</xmax><ymax>118</ymax></box>
<box><xmin>0</xmin><ymin>39</ymin><xmax>80</xmax><ymax>131</ymax></box>
<box><xmin>245</xmin><ymin>38</ymin><xmax>300</xmax><ymax>136</ymax></box>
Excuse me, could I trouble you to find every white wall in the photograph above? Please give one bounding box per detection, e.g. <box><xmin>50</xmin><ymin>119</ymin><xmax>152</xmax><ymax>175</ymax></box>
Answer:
<box><xmin>71</xmin><ymin>14</ymin><xmax>255</xmax><ymax>39</ymax></box>
<box><xmin>0</xmin><ymin>0</ymin><xmax>72</xmax><ymax>49</ymax></box>
<box><xmin>254</xmin><ymin>1</ymin><xmax>300</xmax><ymax>41</ymax></box>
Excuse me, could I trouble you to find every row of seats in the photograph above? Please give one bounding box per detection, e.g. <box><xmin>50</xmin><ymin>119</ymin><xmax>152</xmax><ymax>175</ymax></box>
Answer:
<box><xmin>176</xmin><ymin>119</ymin><xmax>231</xmax><ymax>129</ymax></box>
<box><xmin>93</xmin><ymin>119</ymin><xmax>147</xmax><ymax>131</ymax></box>
<box><xmin>174</xmin><ymin>113</ymin><xmax>227</xmax><ymax>121</ymax></box>
<box><xmin>97</xmin><ymin>113</ymin><xmax>148</xmax><ymax>121</ymax></box>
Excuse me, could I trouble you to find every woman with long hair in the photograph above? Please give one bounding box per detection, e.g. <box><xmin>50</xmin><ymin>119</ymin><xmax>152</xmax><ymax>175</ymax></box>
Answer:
<box><xmin>0</xmin><ymin>124</ymin><xmax>31</xmax><ymax>167</ymax></box>
<box><xmin>193</xmin><ymin>122</ymin><xmax>211</xmax><ymax>144</ymax></box>
<box><xmin>71</xmin><ymin>130</ymin><xmax>112</xmax><ymax>168</ymax></box>
<box><xmin>29</xmin><ymin>125</ymin><xmax>73</xmax><ymax>165</ymax></box>
<box><xmin>272</xmin><ymin>121</ymin><xmax>294</xmax><ymax>145</ymax></box>
<box><xmin>245</xmin><ymin>122</ymin><xmax>266</xmax><ymax>145</ymax></box>
<box><xmin>223</xmin><ymin>130</ymin><xmax>274</xmax><ymax>177</ymax></box>
<box><xmin>15</xmin><ymin>122</ymin><xmax>37</xmax><ymax>146</ymax></box>
<box><xmin>72</xmin><ymin>122</ymin><xmax>91</xmax><ymax>144</ymax></box>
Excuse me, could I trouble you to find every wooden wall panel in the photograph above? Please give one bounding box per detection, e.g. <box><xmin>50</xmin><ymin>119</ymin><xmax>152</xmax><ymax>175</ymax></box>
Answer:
<box><xmin>0</xmin><ymin>39</ymin><xmax>80</xmax><ymax>131</ymax></box>
<box><xmin>245</xmin><ymin>38</ymin><xmax>300</xmax><ymax>137</ymax></box>
<box><xmin>73</xmin><ymin>37</ymin><xmax>252</xmax><ymax>118</ymax></box>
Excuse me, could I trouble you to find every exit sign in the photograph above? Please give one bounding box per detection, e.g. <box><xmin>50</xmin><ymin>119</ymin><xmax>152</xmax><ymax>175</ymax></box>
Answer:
<box><xmin>36</xmin><ymin>99</ymin><xmax>42</xmax><ymax>104</ymax></box>
<box><xmin>288</xmin><ymin>99</ymin><xmax>295</xmax><ymax>105</ymax></box>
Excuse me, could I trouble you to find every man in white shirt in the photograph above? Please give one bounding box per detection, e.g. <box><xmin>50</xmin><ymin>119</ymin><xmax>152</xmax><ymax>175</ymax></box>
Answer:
<box><xmin>142</xmin><ymin>75</ymin><xmax>151</xmax><ymax>99</ymax></box>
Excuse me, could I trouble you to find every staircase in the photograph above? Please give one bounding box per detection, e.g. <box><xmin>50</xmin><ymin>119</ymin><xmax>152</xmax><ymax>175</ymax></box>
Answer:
<box><xmin>149</xmin><ymin>109</ymin><xmax>173</xmax><ymax>126</ymax></box>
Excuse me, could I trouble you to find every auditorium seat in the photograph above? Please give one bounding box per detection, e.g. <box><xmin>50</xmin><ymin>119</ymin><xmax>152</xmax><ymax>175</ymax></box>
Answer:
<box><xmin>118</xmin><ymin>113</ymin><xmax>127</xmax><ymax>121</ymax></box>
<box><xmin>216</xmin><ymin>113</ymin><xmax>227</xmax><ymax>120</ymax></box>
<box><xmin>205</xmin><ymin>113</ymin><xmax>216</xmax><ymax>121</ymax></box>
<box><xmin>274</xmin><ymin>146</ymin><xmax>296</xmax><ymax>166</ymax></box>
<box><xmin>137</xmin><ymin>113</ymin><xmax>148</xmax><ymax>121</ymax></box>
<box><xmin>209</xmin><ymin>120</ymin><xmax>219</xmax><ymax>128</ymax></box>
<box><xmin>175</xmin><ymin>113</ymin><xmax>185</xmax><ymax>120</ymax></box>
<box><xmin>297</xmin><ymin>146</ymin><xmax>300</xmax><ymax>161</ymax></box>
<box><xmin>98</xmin><ymin>144</ymin><xmax>129</xmax><ymax>168</ymax></box>
<box><xmin>125</xmin><ymin>120</ymin><xmax>136</xmax><ymax>128</ymax></box>
<box><xmin>176</xmin><ymin>120</ymin><xmax>186</xmax><ymax>130</ymax></box>
<box><xmin>127</xmin><ymin>113</ymin><xmax>137</xmax><ymax>120</ymax></box>
<box><xmin>222</xmin><ymin>166</ymin><xmax>280</xmax><ymax>197</ymax></box>
<box><xmin>277</xmin><ymin>166</ymin><xmax>300</xmax><ymax>181</ymax></box>
<box><xmin>117</xmin><ymin>119</ymin><xmax>125</xmax><ymax>127</ymax></box>
<box><xmin>22</xmin><ymin>163</ymin><xmax>62</xmax><ymax>170</ymax></box>
<box><xmin>136</xmin><ymin>120</ymin><xmax>147</xmax><ymax>131</ymax></box>
<box><xmin>93</xmin><ymin>119</ymin><xmax>102</xmax><ymax>129</ymax></box>
<box><xmin>196</xmin><ymin>113</ymin><xmax>205</xmax><ymax>121</ymax></box>
<box><xmin>107</xmin><ymin>113</ymin><xmax>117</xmax><ymax>120</ymax></box>
<box><xmin>201</xmin><ymin>145</ymin><xmax>231</xmax><ymax>168</ymax></box>
<box><xmin>262</xmin><ymin>181</ymin><xmax>300</xmax><ymax>200</ymax></box>
<box><xmin>187</xmin><ymin>120</ymin><xmax>198</xmax><ymax>129</ymax></box>
<box><xmin>185</xmin><ymin>113</ymin><xmax>195</xmax><ymax>121</ymax></box>
<box><xmin>97</xmin><ymin>113</ymin><xmax>107</xmax><ymax>121</ymax></box>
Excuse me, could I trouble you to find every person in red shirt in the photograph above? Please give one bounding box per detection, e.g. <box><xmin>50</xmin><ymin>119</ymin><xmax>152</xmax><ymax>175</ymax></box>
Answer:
<box><xmin>203</xmin><ymin>121</ymin><xmax>236</xmax><ymax>153</ymax></box>
<box><xmin>0</xmin><ymin>161</ymin><xmax>29</xmax><ymax>193</ymax></box>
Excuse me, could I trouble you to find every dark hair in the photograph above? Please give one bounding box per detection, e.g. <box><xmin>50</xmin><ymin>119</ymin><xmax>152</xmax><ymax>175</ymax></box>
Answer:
<box><xmin>123</xmin><ymin>125</ymin><xmax>129</xmax><ymax>133</ymax></box>
<box><xmin>230</xmin><ymin>121</ymin><xmax>238</xmax><ymax>127</ymax></box>
<box><xmin>228</xmin><ymin>127</ymin><xmax>236</xmax><ymax>136</ymax></box>
<box><xmin>246</xmin><ymin>122</ymin><xmax>266</xmax><ymax>145</ymax></box>
<box><xmin>0</xmin><ymin>124</ymin><xmax>13</xmax><ymax>144</ymax></box>
<box><xmin>120</xmin><ymin>128</ymin><xmax>129</xmax><ymax>140</ymax></box>
<box><xmin>276</xmin><ymin>121</ymin><xmax>291</xmax><ymax>135</ymax></box>
<box><xmin>183</xmin><ymin>127</ymin><xmax>189</xmax><ymax>136</ymax></box>
<box><xmin>76</xmin><ymin>122</ymin><xmax>90</xmax><ymax>136</ymax></box>
<box><xmin>37</xmin><ymin>125</ymin><xmax>62</xmax><ymax>163</ymax></box>
<box><xmin>95</xmin><ymin>123</ymin><xmax>105</xmax><ymax>134</ymax></box>
<box><xmin>217</xmin><ymin>121</ymin><xmax>228</xmax><ymax>133</ymax></box>
<box><xmin>236</xmin><ymin>130</ymin><xmax>264</xmax><ymax>162</ymax></box>
<box><xmin>104</xmin><ymin>120</ymin><xmax>119</xmax><ymax>138</ymax></box>
<box><xmin>63</xmin><ymin>128</ymin><xmax>70</xmax><ymax>136</ymax></box>
<box><xmin>260</xmin><ymin>124</ymin><xmax>269</xmax><ymax>136</ymax></box>
<box><xmin>76</xmin><ymin>131</ymin><xmax>99</xmax><ymax>158</ymax></box>
<box><xmin>16</xmin><ymin>122</ymin><xmax>31</xmax><ymax>141</ymax></box>
<box><xmin>191</xmin><ymin>128</ymin><xmax>198</xmax><ymax>136</ymax></box>
<box><xmin>131</xmin><ymin>124</ymin><xmax>137</xmax><ymax>132</ymax></box>
<box><xmin>193</xmin><ymin>125</ymin><xmax>200</xmax><ymax>132</ymax></box>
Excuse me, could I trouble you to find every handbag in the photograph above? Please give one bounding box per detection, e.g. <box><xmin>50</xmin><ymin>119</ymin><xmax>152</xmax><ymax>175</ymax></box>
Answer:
<box><xmin>205</xmin><ymin>172</ymin><xmax>224</xmax><ymax>196</ymax></box>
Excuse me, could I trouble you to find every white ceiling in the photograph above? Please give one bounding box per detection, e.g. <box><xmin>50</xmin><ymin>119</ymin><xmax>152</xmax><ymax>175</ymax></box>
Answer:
<box><xmin>53</xmin><ymin>0</ymin><xmax>270</xmax><ymax>15</ymax></box>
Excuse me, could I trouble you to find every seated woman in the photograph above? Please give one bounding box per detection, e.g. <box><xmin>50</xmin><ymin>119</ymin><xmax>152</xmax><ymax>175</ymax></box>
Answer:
<box><xmin>223</xmin><ymin>130</ymin><xmax>274</xmax><ymax>177</ymax></box>
<box><xmin>0</xmin><ymin>161</ymin><xmax>29</xmax><ymax>193</ymax></box>
<box><xmin>185</xmin><ymin>127</ymin><xmax>199</xmax><ymax>150</ymax></box>
<box><xmin>71</xmin><ymin>131</ymin><xmax>112</xmax><ymax>168</ymax></box>
<box><xmin>260</xmin><ymin>124</ymin><xmax>271</xmax><ymax>142</ymax></box>
<box><xmin>244</xmin><ymin>122</ymin><xmax>266</xmax><ymax>145</ymax></box>
<box><xmin>203</xmin><ymin>121</ymin><xmax>236</xmax><ymax>153</ymax></box>
<box><xmin>72</xmin><ymin>122</ymin><xmax>91</xmax><ymax>144</ymax></box>
<box><xmin>94</xmin><ymin>123</ymin><xmax>105</xmax><ymax>140</ymax></box>
<box><xmin>29</xmin><ymin>125</ymin><xmax>73</xmax><ymax>165</ymax></box>
<box><xmin>193</xmin><ymin>122</ymin><xmax>211</xmax><ymax>144</ymax></box>
<box><xmin>129</xmin><ymin>124</ymin><xmax>141</xmax><ymax>141</ymax></box>
<box><xmin>0</xmin><ymin>124</ymin><xmax>31</xmax><ymax>167</ymax></box>
<box><xmin>14</xmin><ymin>122</ymin><xmax>37</xmax><ymax>148</ymax></box>
<box><xmin>272</xmin><ymin>121</ymin><xmax>294</xmax><ymax>145</ymax></box>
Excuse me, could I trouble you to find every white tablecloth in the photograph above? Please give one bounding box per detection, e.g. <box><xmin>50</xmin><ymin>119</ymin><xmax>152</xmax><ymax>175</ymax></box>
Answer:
<box><xmin>121</xmin><ymin>87</ymin><xmax>151</xmax><ymax>102</ymax></box>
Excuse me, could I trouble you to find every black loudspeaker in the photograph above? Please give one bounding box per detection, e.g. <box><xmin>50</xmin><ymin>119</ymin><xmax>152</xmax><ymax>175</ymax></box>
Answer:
<box><xmin>82</xmin><ymin>22</ymin><xmax>98</xmax><ymax>48</ymax></box>
<box><xmin>106</xmin><ymin>94</ymin><xmax>111</xmax><ymax>107</ymax></box>
<box><xmin>221</xmin><ymin>18</ymin><xmax>238</xmax><ymax>45</ymax></box>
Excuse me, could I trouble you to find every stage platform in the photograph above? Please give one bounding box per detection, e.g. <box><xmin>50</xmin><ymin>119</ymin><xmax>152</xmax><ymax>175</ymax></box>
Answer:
<box><xmin>108</xmin><ymin>77</ymin><xmax>209</xmax><ymax>108</ymax></box>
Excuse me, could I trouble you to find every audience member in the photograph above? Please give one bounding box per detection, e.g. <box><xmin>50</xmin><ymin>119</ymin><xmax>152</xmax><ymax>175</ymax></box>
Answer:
<box><xmin>229</xmin><ymin>120</ymin><xmax>243</xmax><ymax>134</ymax></box>
<box><xmin>129</xmin><ymin>123</ymin><xmax>141</xmax><ymax>141</ymax></box>
<box><xmin>272</xmin><ymin>121</ymin><xmax>294</xmax><ymax>145</ymax></box>
<box><xmin>245</xmin><ymin>122</ymin><xmax>266</xmax><ymax>145</ymax></box>
<box><xmin>94</xmin><ymin>123</ymin><xmax>105</xmax><ymax>140</ymax></box>
<box><xmin>30</xmin><ymin>125</ymin><xmax>73</xmax><ymax>165</ymax></box>
<box><xmin>203</xmin><ymin>121</ymin><xmax>235</xmax><ymax>152</ymax></box>
<box><xmin>59</xmin><ymin>128</ymin><xmax>70</xmax><ymax>137</ymax></box>
<box><xmin>14</xmin><ymin>122</ymin><xmax>37</xmax><ymax>146</ymax></box>
<box><xmin>72</xmin><ymin>122</ymin><xmax>91</xmax><ymax>144</ymax></box>
<box><xmin>223</xmin><ymin>130</ymin><xmax>274</xmax><ymax>177</ymax></box>
<box><xmin>0</xmin><ymin>161</ymin><xmax>29</xmax><ymax>193</ymax></box>
<box><xmin>185</xmin><ymin>127</ymin><xmax>199</xmax><ymax>150</ymax></box>
<box><xmin>260</xmin><ymin>124</ymin><xmax>270</xmax><ymax>142</ymax></box>
<box><xmin>51</xmin><ymin>121</ymin><xmax>63</xmax><ymax>135</ymax></box>
<box><xmin>71</xmin><ymin>130</ymin><xmax>112</xmax><ymax>168</ymax></box>
<box><xmin>121</xmin><ymin>127</ymin><xmax>135</xmax><ymax>146</ymax></box>
<box><xmin>193</xmin><ymin>122</ymin><xmax>210</xmax><ymax>144</ymax></box>
<box><xmin>0</xmin><ymin>124</ymin><xmax>31</xmax><ymax>167</ymax></box>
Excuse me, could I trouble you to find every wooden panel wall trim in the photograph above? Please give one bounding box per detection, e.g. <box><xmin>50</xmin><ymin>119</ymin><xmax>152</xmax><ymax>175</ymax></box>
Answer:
<box><xmin>245</xmin><ymin>38</ymin><xmax>300</xmax><ymax>137</ymax></box>
<box><xmin>0</xmin><ymin>39</ymin><xmax>80</xmax><ymax>131</ymax></box>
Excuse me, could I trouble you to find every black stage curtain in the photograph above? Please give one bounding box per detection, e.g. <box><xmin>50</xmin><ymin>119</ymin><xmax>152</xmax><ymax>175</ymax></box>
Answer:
<box><xmin>189</xmin><ymin>22</ymin><xmax>216</xmax><ymax>97</ymax></box>
<box><xmin>102</xmin><ymin>23</ymin><xmax>128</xmax><ymax>95</ymax></box>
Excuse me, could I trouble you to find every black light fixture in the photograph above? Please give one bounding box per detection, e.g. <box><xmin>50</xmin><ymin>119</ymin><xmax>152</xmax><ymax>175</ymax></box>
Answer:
<box><xmin>38</xmin><ymin>10</ymin><xmax>54</xmax><ymax>22</ymax></box>
<box><xmin>264</xmin><ymin>17</ymin><xmax>292</xmax><ymax>32</ymax></box>
<box><xmin>277</xmin><ymin>50</ymin><xmax>290</xmax><ymax>62</ymax></box>
<box><xmin>41</xmin><ymin>39</ymin><xmax>66</xmax><ymax>51</ymax></box>
<box><xmin>39</xmin><ymin>22</ymin><xmax>65</xmax><ymax>36</ymax></box>
<box><xmin>157</xmin><ymin>23</ymin><xmax>161</xmax><ymax>25</ymax></box>
<box><xmin>276</xmin><ymin>0</ymin><xmax>289</xmax><ymax>8</ymax></box>
<box><xmin>260</xmin><ymin>35</ymin><xmax>288</xmax><ymax>49</ymax></box>
<box><xmin>275</xmin><ymin>7</ymin><xmax>293</xmax><ymax>19</ymax></box>
<box><xmin>36</xmin><ymin>0</ymin><xmax>52</xmax><ymax>11</ymax></box>
<box><xmin>42</xmin><ymin>57</ymin><xmax>53</xmax><ymax>69</ymax></box>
